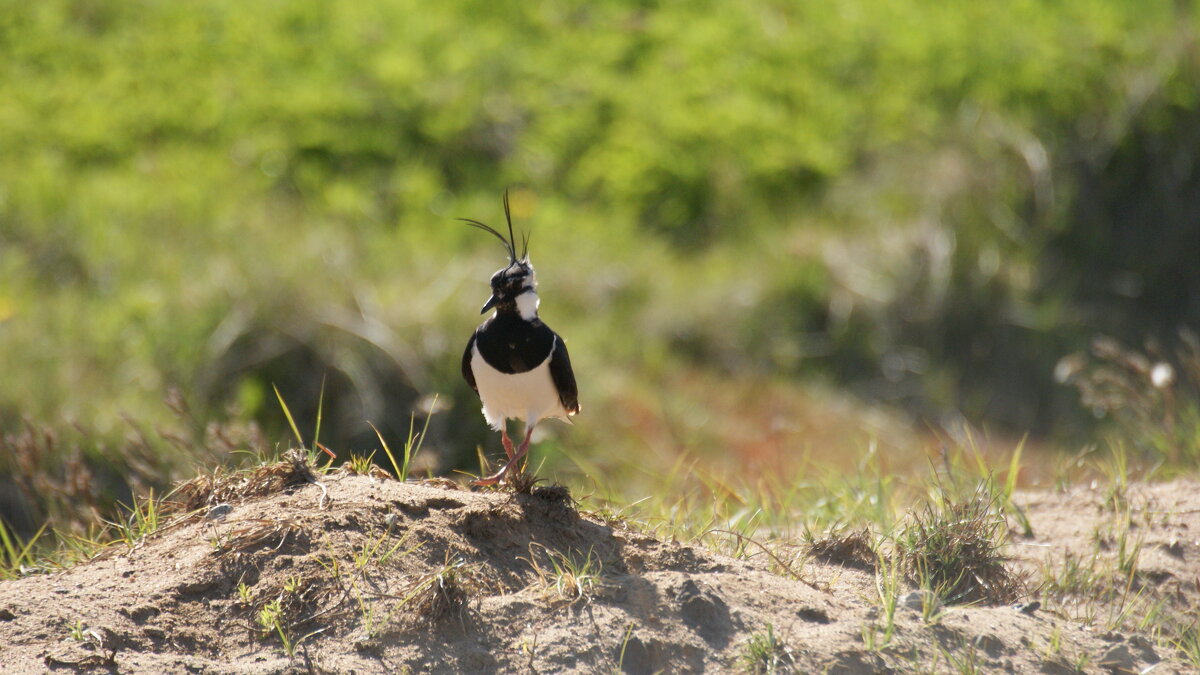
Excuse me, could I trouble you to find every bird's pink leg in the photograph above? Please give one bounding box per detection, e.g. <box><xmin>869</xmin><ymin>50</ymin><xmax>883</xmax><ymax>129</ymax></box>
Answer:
<box><xmin>511</xmin><ymin>424</ymin><xmax>534</xmax><ymax>467</ymax></box>
<box><xmin>501</xmin><ymin>427</ymin><xmax>515</xmax><ymax>459</ymax></box>
<box><xmin>472</xmin><ymin>424</ymin><xmax>535</xmax><ymax>487</ymax></box>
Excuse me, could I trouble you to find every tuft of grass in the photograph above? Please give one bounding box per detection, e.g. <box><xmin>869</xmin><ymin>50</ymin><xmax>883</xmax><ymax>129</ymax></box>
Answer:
<box><xmin>407</xmin><ymin>557</ymin><xmax>476</xmax><ymax>624</ymax></box>
<box><xmin>50</xmin><ymin>525</ymin><xmax>110</xmax><ymax>570</ymax></box>
<box><xmin>527</xmin><ymin>545</ymin><xmax>607</xmax><ymax>604</ymax></box>
<box><xmin>255</xmin><ymin>598</ymin><xmax>295</xmax><ymax>656</ymax></box>
<box><xmin>237</xmin><ymin>582</ymin><xmax>254</xmax><ymax>606</ymax></box>
<box><xmin>0</xmin><ymin>518</ymin><xmax>48</xmax><ymax>579</ymax></box>
<box><xmin>346</xmin><ymin>451</ymin><xmax>378</xmax><ymax>476</ymax></box>
<box><xmin>353</xmin><ymin>523</ymin><xmax>417</xmax><ymax>572</ymax></box>
<box><xmin>740</xmin><ymin>623</ymin><xmax>794</xmax><ymax>674</ymax></box>
<box><xmin>247</xmin><ymin>569</ymin><xmax>330</xmax><ymax>657</ymax></box>
<box><xmin>107</xmin><ymin>489</ymin><xmax>163</xmax><ymax>549</ymax></box>
<box><xmin>896</xmin><ymin>483</ymin><xmax>1024</xmax><ymax>605</ymax></box>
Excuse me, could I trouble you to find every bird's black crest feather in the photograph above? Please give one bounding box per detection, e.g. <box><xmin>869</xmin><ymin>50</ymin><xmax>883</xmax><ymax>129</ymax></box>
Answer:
<box><xmin>458</xmin><ymin>217</ymin><xmax>515</xmax><ymax>263</ymax></box>
<box><xmin>503</xmin><ymin>190</ymin><xmax>518</xmax><ymax>261</ymax></box>
<box><xmin>460</xmin><ymin>189</ymin><xmax>529</xmax><ymax>264</ymax></box>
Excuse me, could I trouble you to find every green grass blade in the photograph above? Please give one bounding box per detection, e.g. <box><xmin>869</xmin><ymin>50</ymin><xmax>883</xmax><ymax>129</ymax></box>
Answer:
<box><xmin>405</xmin><ymin>394</ymin><xmax>439</xmax><ymax>478</ymax></box>
<box><xmin>14</xmin><ymin>521</ymin><xmax>46</xmax><ymax>569</ymax></box>
<box><xmin>1005</xmin><ymin>435</ymin><xmax>1026</xmax><ymax>499</ymax></box>
<box><xmin>0</xmin><ymin>518</ymin><xmax>17</xmax><ymax>568</ymax></box>
<box><xmin>273</xmin><ymin>384</ymin><xmax>305</xmax><ymax>448</ymax></box>
<box><xmin>313</xmin><ymin>374</ymin><xmax>326</xmax><ymax>452</ymax></box>
<box><xmin>368</xmin><ymin>421</ymin><xmax>401</xmax><ymax>480</ymax></box>
<box><xmin>1004</xmin><ymin>436</ymin><xmax>1034</xmax><ymax>536</ymax></box>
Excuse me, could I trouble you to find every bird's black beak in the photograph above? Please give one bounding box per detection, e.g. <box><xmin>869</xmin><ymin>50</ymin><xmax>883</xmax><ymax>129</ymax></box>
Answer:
<box><xmin>480</xmin><ymin>293</ymin><xmax>499</xmax><ymax>314</ymax></box>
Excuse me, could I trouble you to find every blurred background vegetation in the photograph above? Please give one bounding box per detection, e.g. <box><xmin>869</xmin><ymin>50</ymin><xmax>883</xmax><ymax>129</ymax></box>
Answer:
<box><xmin>1</xmin><ymin>0</ymin><xmax>1198</xmax><ymax>537</ymax></box>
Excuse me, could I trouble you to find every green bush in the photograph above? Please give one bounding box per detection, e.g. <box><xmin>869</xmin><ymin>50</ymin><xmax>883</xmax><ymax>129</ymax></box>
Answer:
<box><xmin>0</xmin><ymin>0</ymin><xmax>1196</xmax><ymax>530</ymax></box>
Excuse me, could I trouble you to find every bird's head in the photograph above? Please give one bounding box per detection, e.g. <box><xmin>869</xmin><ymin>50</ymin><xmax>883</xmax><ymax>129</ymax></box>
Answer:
<box><xmin>483</xmin><ymin>259</ymin><xmax>537</xmax><ymax>314</ymax></box>
<box><xmin>460</xmin><ymin>191</ymin><xmax>538</xmax><ymax>316</ymax></box>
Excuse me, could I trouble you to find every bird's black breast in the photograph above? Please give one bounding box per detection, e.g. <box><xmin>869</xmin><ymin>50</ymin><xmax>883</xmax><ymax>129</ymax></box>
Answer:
<box><xmin>473</xmin><ymin>314</ymin><xmax>557</xmax><ymax>374</ymax></box>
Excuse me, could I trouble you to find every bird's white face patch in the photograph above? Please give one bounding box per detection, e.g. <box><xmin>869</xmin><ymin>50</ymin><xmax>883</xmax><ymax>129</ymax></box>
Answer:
<box><xmin>516</xmin><ymin>290</ymin><xmax>540</xmax><ymax>320</ymax></box>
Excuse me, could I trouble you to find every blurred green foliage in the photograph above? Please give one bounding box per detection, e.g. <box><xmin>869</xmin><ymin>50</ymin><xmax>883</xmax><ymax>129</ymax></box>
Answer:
<box><xmin>1</xmin><ymin>0</ymin><xmax>1198</xmax><ymax>531</ymax></box>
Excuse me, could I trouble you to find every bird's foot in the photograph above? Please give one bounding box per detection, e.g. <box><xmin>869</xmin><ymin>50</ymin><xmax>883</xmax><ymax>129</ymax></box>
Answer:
<box><xmin>471</xmin><ymin>443</ymin><xmax>530</xmax><ymax>488</ymax></box>
<box><xmin>471</xmin><ymin>467</ymin><xmax>537</xmax><ymax>492</ymax></box>
<box><xmin>471</xmin><ymin>457</ymin><xmax>517</xmax><ymax>487</ymax></box>
<box><xmin>471</xmin><ymin>468</ymin><xmax>507</xmax><ymax>487</ymax></box>
<box><xmin>471</xmin><ymin>467</ymin><xmax>528</xmax><ymax>488</ymax></box>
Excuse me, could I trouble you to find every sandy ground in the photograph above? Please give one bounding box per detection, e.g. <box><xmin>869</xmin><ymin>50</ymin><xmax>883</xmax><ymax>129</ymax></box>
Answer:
<box><xmin>0</xmin><ymin>467</ymin><xmax>1196</xmax><ymax>674</ymax></box>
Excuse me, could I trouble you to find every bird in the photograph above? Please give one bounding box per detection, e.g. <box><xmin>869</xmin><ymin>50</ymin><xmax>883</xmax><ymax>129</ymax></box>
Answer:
<box><xmin>460</xmin><ymin>192</ymin><xmax>580</xmax><ymax>486</ymax></box>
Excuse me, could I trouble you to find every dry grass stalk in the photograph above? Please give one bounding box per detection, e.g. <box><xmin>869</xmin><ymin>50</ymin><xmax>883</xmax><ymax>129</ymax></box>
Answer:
<box><xmin>807</xmin><ymin>528</ymin><xmax>876</xmax><ymax>571</ymax></box>
<box><xmin>167</xmin><ymin>450</ymin><xmax>317</xmax><ymax>515</ymax></box>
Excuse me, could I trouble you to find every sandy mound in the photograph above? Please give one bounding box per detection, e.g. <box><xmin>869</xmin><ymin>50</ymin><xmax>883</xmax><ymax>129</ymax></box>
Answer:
<box><xmin>0</xmin><ymin>464</ymin><xmax>1196</xmax><ymax>673</ymax></box>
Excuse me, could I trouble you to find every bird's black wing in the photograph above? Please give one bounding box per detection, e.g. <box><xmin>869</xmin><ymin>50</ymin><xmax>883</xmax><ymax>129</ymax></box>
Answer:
<box><xmin>549</xmin><ymin>334</ymin><xmax>580</xmax><ymax>414</ymax></box>
<box><xmin>462</xmin><ymin>331</ymin><xmax>478</xmax><ymax>393</ymax></box>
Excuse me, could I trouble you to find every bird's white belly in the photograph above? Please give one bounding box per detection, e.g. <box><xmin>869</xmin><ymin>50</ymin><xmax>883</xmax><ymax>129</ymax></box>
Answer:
<box><xmin>471</xmin><ymin>344</ymin><xmax>566</xmax><ymax>430</ymax></box>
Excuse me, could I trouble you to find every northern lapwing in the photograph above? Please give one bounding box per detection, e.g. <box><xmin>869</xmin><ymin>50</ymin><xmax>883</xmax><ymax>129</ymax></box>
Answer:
<box><xmin>460</xmin><ymin>192</ymin><xmax>579</xmax><ymax>486</ymax></box>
